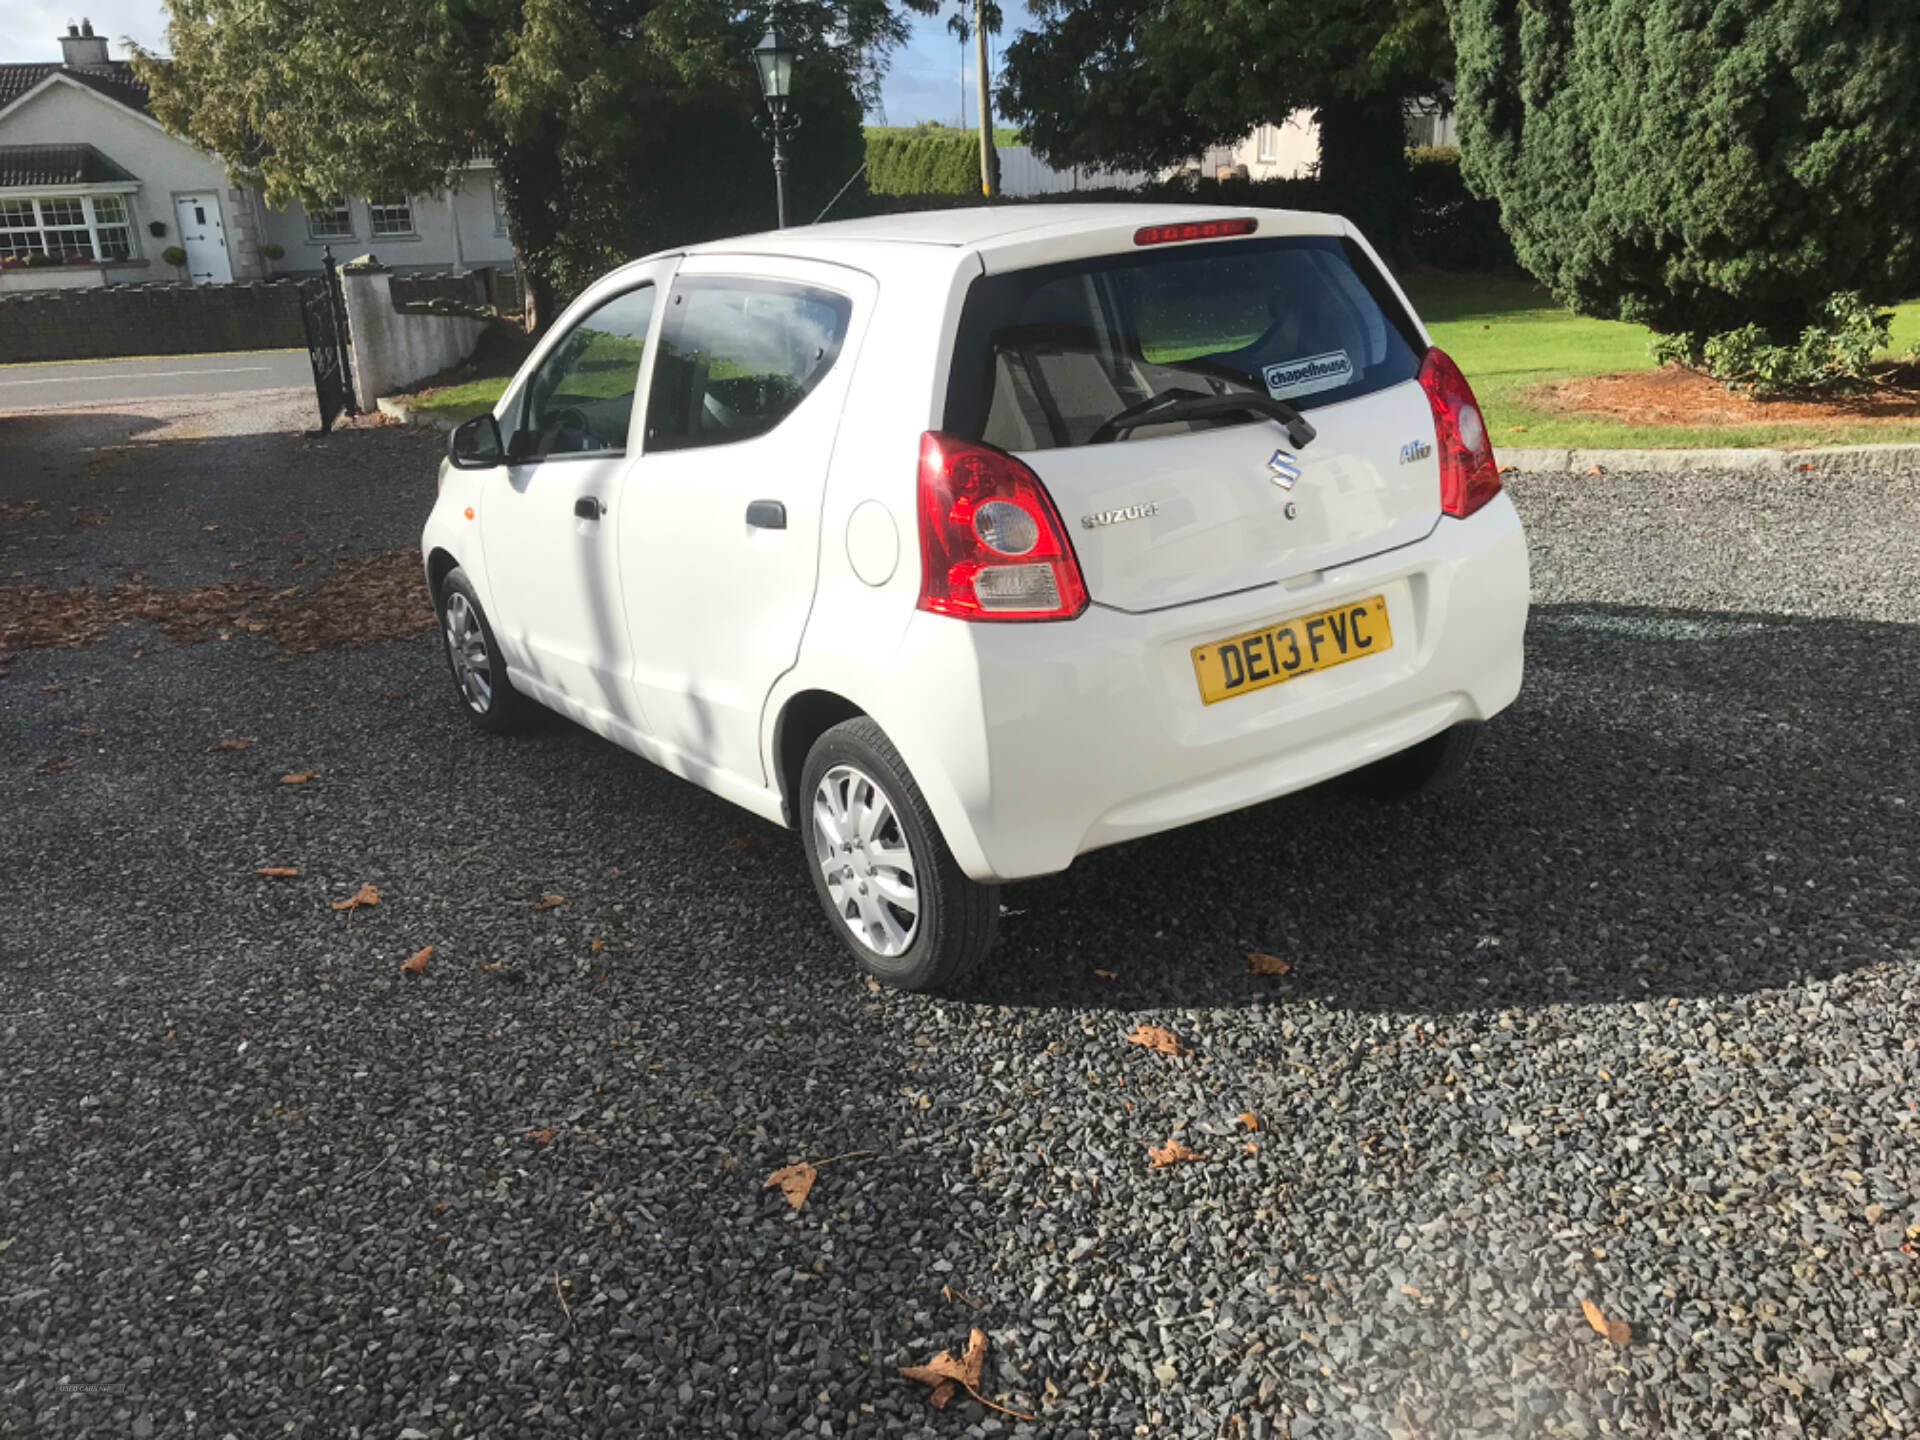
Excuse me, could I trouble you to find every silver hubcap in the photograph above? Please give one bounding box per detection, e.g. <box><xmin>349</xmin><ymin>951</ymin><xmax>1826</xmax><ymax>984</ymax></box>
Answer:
<box><xmin>811</xmin><ymin>764</ymin><xmax>920</xmax><ymax>957</ymax></box>
<box><xmin>443</xmin><ymin>592</ymin><xmax>492</xmax><ymax>712</ymax></box>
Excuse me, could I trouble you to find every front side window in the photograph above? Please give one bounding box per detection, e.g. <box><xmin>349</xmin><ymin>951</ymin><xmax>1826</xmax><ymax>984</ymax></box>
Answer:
<box><xmin>308</xmin><ymin>195</ymin><xmax>354</xmax><ymax>239</ymax></box>
<box><xmin>644</xmin><ymin>278</ymin><xmax>853</xmax><ymax>454</ymax></box>
<box><xmin>516</xmin><ymin>285</ymin><xmax>656</xmax><ymax>460</ymax></box>
<box><xmin>367</xmin><ymin>197</ymin><xmax>414</xmax><ymax>237</ymax></box>
<box><xmin>944</xmin><ymin>234</ymin><xmax>1424</xmax><ymax>452</ymax></box>
<box><xmin>0</xmin><ymin>195</ymin><xmax>138</xmax><ymax>262</ymax></box>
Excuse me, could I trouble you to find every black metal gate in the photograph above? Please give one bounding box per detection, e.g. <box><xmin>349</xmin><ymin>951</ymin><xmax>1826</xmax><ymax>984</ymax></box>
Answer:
<box><xmin>298</xmin><ymin>247</ymin><xmax>357</xmax><ymax>434</ymax></box>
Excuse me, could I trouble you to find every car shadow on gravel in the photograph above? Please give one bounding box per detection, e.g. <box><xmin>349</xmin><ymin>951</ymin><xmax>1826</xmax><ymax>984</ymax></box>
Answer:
<box><xmin>970</xmin><ymin>602</ymin><xmax>1919</xmax><ymax>1015</ymax></box>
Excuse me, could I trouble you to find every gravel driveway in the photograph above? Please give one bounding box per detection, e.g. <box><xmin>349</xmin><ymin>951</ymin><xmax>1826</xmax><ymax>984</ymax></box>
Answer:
<box><xmin>3</xmin><ymin>396</ymin><xmax>1916</xmax><ymax>1440</ymax></box>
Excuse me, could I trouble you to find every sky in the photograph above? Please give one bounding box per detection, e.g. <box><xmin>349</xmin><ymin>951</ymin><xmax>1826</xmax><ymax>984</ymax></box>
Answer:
<box><xmin>0</xmin><ymin>1</ymin><xmax>1027</xmax><ymax>127</ymax></box>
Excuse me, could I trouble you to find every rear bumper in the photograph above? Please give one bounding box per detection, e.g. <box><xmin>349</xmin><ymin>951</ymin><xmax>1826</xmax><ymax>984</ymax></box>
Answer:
<box><xmin>891</xmin><ymin>492</ymin><xmax>1530</xmax><ymax>882</ymax></box>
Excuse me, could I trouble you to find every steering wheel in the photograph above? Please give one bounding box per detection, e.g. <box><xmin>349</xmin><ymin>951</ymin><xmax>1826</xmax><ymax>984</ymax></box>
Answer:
<box><xmin>548</xmin><ymin>406</ymin><xmax>600</xmax><ymax>453</ymax></box>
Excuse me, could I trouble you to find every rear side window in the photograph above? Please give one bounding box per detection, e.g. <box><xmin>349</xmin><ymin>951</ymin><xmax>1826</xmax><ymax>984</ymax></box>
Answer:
<box><xmin>644</xmin><ymin>277</ymin><xmax>853</xmax><ymax>453</ymax></box>
<box><xmin>944</xmin><ymin>236</ymin><xmax>1424</xmax><ymax>452</ymax></box>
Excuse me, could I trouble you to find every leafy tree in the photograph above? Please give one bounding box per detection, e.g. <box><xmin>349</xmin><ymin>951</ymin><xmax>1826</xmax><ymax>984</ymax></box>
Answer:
<box><xmin>136</xmin><ymin>0</ymin><xmax>904</xmax><ymax>329</ymax></box>
<box><xmin>1451</xmin><ymin>0</ymin><xmax>1920</xmax><ymax>339</ymax></box>
<box><xmin>997</xmin><ymin>0</ymin><xmax>1450</xmax><ymax>241</ymax></box>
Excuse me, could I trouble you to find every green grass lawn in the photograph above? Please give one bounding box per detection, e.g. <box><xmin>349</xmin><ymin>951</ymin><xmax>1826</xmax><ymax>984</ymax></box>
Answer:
<box><xmin>1406</xmin><ymin>272</ymin><xmax>1920</xmax><ymax>449</ymax></box>
<box><xmin>402</xmin><ymin>376</ymin><xmax>510</xmax><ymax>423</ymax></box>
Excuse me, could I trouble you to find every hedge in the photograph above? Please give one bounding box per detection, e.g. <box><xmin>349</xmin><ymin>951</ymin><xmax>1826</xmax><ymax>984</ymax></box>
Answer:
<box><xmin>866</xmin><ymin>129</ymin><xmax>986</xmax><ymax>196</ymax></box>
<box><xmin>850</xmin><ymin>148</ymin><xmax>1515</xmax><ymax>272</ymax></box>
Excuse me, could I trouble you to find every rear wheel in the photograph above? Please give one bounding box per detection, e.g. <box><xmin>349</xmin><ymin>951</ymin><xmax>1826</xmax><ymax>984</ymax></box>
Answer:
<box><xmin>800</xmin><ymin>718</ymin><xmax>998</xmax><ymax>992</ymax></box>
<box><xmin>1349</xmin><ymin>722</ymin><xmax>1481</xmax><ymax>800</ymax></box>
<box><xmin>438</xmin><ymin>567</ymin><xmax>538</xmax><ymax>734</ymax></box>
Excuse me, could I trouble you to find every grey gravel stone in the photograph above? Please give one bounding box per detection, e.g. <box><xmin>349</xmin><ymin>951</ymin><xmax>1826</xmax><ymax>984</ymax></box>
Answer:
<box><xmin>1</xmin><ymin>400</ymin><xmax>1916</xmax><ymax>1439</ymax></box>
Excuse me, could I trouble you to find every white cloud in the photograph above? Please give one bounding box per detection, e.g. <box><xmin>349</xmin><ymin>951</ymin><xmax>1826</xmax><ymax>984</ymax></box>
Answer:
<box><xmin>1</xmin><ymin>0</ymin><xmax>169</xmax><ymax>62</ymax></box>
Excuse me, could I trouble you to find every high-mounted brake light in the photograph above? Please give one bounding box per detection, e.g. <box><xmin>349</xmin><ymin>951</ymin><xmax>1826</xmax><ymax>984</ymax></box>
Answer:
<box><xmin>1417</xmin><ymin>346</ymin><xmax>1502</xmax><ymax>518</ymax></box>
<box><xmin>916</xmin><ymin>433</ymin><xmax>1089</xmax><ymax>622</ymax></box>
<box><xmin>1133</xmin><ymin>217</ymin><xmax>1259</xmax><ymax>247</ymax></box>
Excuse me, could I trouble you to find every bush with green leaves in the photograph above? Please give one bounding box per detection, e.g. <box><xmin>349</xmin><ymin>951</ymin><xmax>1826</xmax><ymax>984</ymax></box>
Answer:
<box><xmin>866</xmin><ymin>125</ymin><xmax>985</xmax><ymax>196</ymax></box>
<box><xmin>160</xmin><ymin>245</ymin><xmax>188</xmax><ymax>267</ymax></box>
<box><xmin>1651</xmin><ymin>293</ymin><xmax>1893</xmax><ymax>398</ymax></box>
<box><xmin>1452</xmin><ymin>2</ymin><xmax>1920</xmax><ymax>340</ymax></box>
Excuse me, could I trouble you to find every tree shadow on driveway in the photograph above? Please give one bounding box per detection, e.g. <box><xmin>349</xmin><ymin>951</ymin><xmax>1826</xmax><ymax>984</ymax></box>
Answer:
<box><xmin>968</xmin><ymin>602</ymin><xmax>1919</xmax><ymax>1015</ymax></box>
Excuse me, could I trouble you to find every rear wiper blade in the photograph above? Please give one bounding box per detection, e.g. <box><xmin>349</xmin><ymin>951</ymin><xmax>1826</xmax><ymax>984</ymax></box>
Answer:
<box><xmin>1087</xmin><ymin>388</ymin><xmax>1317</xmax><ymax>449</ymax></box>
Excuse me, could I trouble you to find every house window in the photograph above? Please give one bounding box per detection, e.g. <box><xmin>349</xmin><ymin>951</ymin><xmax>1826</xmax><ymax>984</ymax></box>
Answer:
<box><xmin>308</xmin><ymin>195</ymin><xmax>354</xmax><ymax>239</ymax></box>
<box><xmin>367</xmin><ymin>196</ymin><xmax>415</xmax><ymax>237</ymax></box>
<box><xmin>1256</xmin><ymin>124</ymin><xmax>1278</xmax><ymax>164</ymax></box>
<box><xmin>0</xmin><ymin>195</ymin><xmax>139</xmax><ymax>263</ymax></box>
<box><xmin>90</xmin><ymin>194</ymin><xmax>133</xmax><ymax>260</ymax></box>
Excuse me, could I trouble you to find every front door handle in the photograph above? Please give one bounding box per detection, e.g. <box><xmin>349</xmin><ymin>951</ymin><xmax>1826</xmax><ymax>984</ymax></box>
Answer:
<box><xmin>746</xmin><ymin>500</ymin><xmax>786</xmax><ymax>530</ymax></box>
<box><xmin>574</xmin><ymin>496</ymin><xmax>604</xmax><ymax>521</ymax></box>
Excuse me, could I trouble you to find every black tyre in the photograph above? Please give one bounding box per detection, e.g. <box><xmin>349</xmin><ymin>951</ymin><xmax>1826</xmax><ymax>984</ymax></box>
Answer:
<box><xmin>1348</xmin><ymin>721</ymin><xmax>1482</xmax><ymax>800</ymax></box>
<box><xmin>799</xmin><ymin>717</ymin><xmax>999</xmax><ymax>992</ymax></box>
<box><xmin>437</xmin><ymin>566</ymin><xmax>539</xmax><ymax>734</ymax></box>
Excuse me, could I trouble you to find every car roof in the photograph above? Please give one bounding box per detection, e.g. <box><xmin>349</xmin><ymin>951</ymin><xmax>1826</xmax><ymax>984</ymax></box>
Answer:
<box><xmin>676</xmin><ymin>203</ymin><xmax>1347</xmax><ymax>260</ymax></box>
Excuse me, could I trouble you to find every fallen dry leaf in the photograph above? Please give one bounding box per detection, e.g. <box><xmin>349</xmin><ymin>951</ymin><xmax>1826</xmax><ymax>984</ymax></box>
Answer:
<box><xmin>331</xmin><ymin>883</ymin><xmax>380</xmax><ymax>912</ymax></box>
<box><xmin>1247</xmin><ymin>952</ymin><xmax>1291</xmax><ymax>976</ymax></box>
<box><xmin>36</xmin><ymin>756</ymin><xmax>74</xmax><ymax>775</ymax></box>
<box><xmin>1148</xmin><ymin>1139</ymin><xmax>1207</xmax><ymax>1168</ymax></box>
<box><xmin>730</xmin><ymin>833</ymin><xmax>768</xmax><ymax>854</ymax></box>
<box><xmin>1586</xmin><ymin>464</ymin><xmax>1604</xmax><ymax>476</ymax></box>
<box><xmin>590</xmin><ymin>938</ymin><xmax>604</xmax><ymax>953</ymax></box>
<box><xmin>1093</xmin><ymin>969</ymin><xmax>1117</xmax><ymax>980</ymax></box>
<box><xmin>280</xmin><ymin>770</ymin><xmax>318</xmax><ymax>785</ymax></box>
<box><xmin>765</xmin><ymin>1161</ymin><xmax>818</xmax><ymax>1211</ymax></box>
<box><xmin>899</xmin><ymin>1328</ymin><xmax>1034</xmax><ymax>1419</ymax></box>
<box><xmin>1581</xmin><ymin>1298</ymin><xmax>1631</xmax><ymax>1346</ymax></box>
<box><xmin>534</xmin><ymin>893</ymin><xmax>567</xmax><ymax>911</ymax></box>
<box><xmin>1126</xmin><ymin>1024</ymin><xmax>1189</xmax><ymax>1057</ymax></box>
<box><xmin>525</xmin><ymin>1127</ymin><xmax>554</xmax><ymax>1145</ymax></box>
<box><xmin>256</xmin><ymin>866</ymin><xmax>300</xmax><ymax>878</ymax></box>
<box><xmin>206</xmin><ymin>737</ymin><xmax>254</xmax><ymax>753</ymax></box>
<box><xmin>477</xmin><ymin>960</ymin><xmax>505</xmax><ymax>973</ymax></box>
<box><xmin>401</xmin><ymin>945</ymin><xmax>434</xmax><ymax>975</ymax></box>
<box><xmin>1237</xmin><ymin>1111</ymin><xmax>1260</xmax><ymax>1132</ymax></box>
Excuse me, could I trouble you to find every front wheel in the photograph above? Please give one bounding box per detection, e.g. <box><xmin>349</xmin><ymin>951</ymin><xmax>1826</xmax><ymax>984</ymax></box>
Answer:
<box><xmin>437</xmin><ymin>566</ymin><xmax>538</xmax><ymax>734</ymax></box>
<box><xmin>799</xmin><ymin>718</ymin><xmax>998</xmax><ymax>992</ymax></box>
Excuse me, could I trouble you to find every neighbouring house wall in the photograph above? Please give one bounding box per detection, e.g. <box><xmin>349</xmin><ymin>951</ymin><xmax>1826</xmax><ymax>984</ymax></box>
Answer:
<box><xmin>0</xmin><ymin>81</ymin><xmax>265</xmax><ymax>282</ymax></box>
<box><xmin>256</xmin><ymin>171</ymin><xmax>514</xmax><ymax>277</ymax></box>
<box><xmin>338</xmin><ymin>264</ymin><xmax>486</xmax><ymax>410</ymax></box>
<box><xmin>0</xmin><ymin>280</ymin><xmax>303</xmax><ymax>363</ymax></box>
<box><xmin>997</xmin><ymin>147</ymin><xmax>1155</xmax><ymax>197</ymax></box>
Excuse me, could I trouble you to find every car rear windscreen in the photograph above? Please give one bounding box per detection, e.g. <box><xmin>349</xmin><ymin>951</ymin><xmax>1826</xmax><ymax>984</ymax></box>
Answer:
<box><xmin>943</xmin><ymin>235</ymin><xmax>1424</xmax><ymax>452</ymax></box>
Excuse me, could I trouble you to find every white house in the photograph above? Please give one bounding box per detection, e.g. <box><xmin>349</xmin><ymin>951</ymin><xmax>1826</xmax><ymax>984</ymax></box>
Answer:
<box><xmin>1175</xmin><ymin>101</ymin><xmax>1458</xmax><ymax>185</ymax></box>
<box><xmin>0</xmin><ymin>20</ymin><xmax>512</xmax><ymax>292</ymax></box>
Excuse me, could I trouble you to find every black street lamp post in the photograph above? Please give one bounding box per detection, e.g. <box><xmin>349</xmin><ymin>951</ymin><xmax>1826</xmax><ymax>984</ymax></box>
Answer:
<box><xmin>754</xmin><ymin>27</ymin><xmax>801</xmax><ymax>228</ymax></box>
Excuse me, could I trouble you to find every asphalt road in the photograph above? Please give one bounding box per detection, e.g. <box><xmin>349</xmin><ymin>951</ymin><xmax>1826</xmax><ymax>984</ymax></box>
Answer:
<box><xmin>2</xmin><ymin>394</ymin><xmax>1917</xmax><ymax>1440</ymax></box>
<box><xmin>0</xmin><ymin>349</ymin><xmax>312</xmax><ymax>411</ymax></box>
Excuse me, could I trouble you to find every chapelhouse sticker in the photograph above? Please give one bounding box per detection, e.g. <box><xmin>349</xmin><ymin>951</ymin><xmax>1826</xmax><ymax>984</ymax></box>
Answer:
<box><xmin>1263</xmin><ymin>350</ymin><xmax>1354</xmax><ymax>401</ymax></box>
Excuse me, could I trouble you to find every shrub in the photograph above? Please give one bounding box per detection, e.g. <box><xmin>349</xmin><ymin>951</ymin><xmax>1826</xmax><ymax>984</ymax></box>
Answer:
<box><xmin>1656</xmin><ymin>293</ymin><xmax>1893</xmax><ymax>398</ymax></box>
<box><xmin>261</xmin><ymin>242</ymin><xmax>285</xmax><ymax>261</ymax></box>
<box><xmin>1452</xmin><ymin>1</ymin><xmax>1920</xmax><ymax>338</ymax></box>
<box><xmin>161</xmin><ymin>245</ymin><xmax>187</xmax><ymax>267</ymax></box>
<box><xmin>866</xmin><ymin>126</ymin><xmax>985</xmax><ymax>197</ymax></box>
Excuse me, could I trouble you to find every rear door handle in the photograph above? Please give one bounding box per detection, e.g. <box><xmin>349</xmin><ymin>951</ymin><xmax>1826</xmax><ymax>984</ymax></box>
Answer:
<box><xmin>574</xmin><ymin>497</ymin><xmax>604</xmax><ymax>520</ymax></box>
<box><xmin>746</xmin><ymin>500</ymin><xmax>786</xmax><ymax>530</ymax></box>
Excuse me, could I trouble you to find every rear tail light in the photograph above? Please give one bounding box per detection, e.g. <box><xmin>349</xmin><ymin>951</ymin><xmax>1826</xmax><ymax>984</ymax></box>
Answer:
<box><xmin>1417</xmin><ymin>346</ymin><xmax>1502</xmax><ymax>518</ymax></box>
<box><xmin>1134</xmin><ymin>217</ymin><xmax>1259</xmax><ymax>246</ymax></box>
<box><xmin>917</xmin><ymin>432</ymin><xmax>1089</xmax><ymax>622</ymax></box>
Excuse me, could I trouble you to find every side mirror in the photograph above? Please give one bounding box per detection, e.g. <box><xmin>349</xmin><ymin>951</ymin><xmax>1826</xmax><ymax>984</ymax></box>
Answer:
<box><xmin>448</xmin><ymin>412</ymin><xmax>504</xmax><ymax>469</ymax></box>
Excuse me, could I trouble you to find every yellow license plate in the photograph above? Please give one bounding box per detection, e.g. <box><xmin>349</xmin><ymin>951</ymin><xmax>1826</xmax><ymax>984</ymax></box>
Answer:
<box><xmin>1191</xmin><ymin>594</ymin><xmax>1393</xmax><ymax>705</ymax></box>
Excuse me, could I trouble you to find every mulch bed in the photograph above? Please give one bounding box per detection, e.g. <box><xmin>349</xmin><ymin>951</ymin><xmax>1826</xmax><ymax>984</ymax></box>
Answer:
<box><xmin>0</xmin><ymin>549</ymin><xmax>434</xmax><ymax>678</ymax></box>
<box><xmin>1524</xmin><ymin>360</ymin><xmax>1920</xmax><ymax>430</ymax></box>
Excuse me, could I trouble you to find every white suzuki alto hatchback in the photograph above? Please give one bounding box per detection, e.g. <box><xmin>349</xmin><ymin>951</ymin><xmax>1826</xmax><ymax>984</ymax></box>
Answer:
<box><xmin>423</xmin><ymin>205</ymin><xmax>1529</xmax><ymax>990</ymax></box>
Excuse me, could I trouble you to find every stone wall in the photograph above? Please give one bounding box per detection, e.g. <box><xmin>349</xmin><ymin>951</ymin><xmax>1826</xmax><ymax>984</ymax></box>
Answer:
<box><xmin>0</xmin><ymin>281</ymin><xmax>306</xmax><ymax>364</ymax></box>
<box><xmin>337</xmin><ymin>264</ymin><xmax>486</xmax><ymax>411</ymax></box>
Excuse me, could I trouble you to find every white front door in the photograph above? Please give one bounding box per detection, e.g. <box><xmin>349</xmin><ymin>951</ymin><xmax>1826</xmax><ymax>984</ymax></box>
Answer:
<box><xmin>477</xmin><ymin>273</ymin><xmax>665</xmax><ymax>734</ymax></box>
<box><xmin>619</xmin><ymin>258</ymin><xmax>874</xmax><ymax>788</ymax></box>
<box><xmin>173</xmin><ymin>194</ymin><xmax>231</xmax><ymax>284</ymax></box>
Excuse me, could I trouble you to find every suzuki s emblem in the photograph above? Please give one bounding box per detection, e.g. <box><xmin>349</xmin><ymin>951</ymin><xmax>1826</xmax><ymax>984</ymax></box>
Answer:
<box><xmin>1268</xmin><ymin>449</ymin><xmax>1302</xmax><ymax>490</ymax></box>
<box><xmin>1080</xmin><ymin>501</ymin><xmax>1160</xmax><ymax>530</ymax></box>
<box><xmin>1400</xmin><ymin>439</ymin><xmax>1434</xmax><ymax>465</ymax></box>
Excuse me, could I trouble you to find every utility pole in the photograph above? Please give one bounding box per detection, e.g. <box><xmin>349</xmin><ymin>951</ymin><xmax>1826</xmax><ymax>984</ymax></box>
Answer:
<box><xmin>975</xmin><ymin>0</ymin><xmax>997</xmax><ymax>197</ymax></box>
